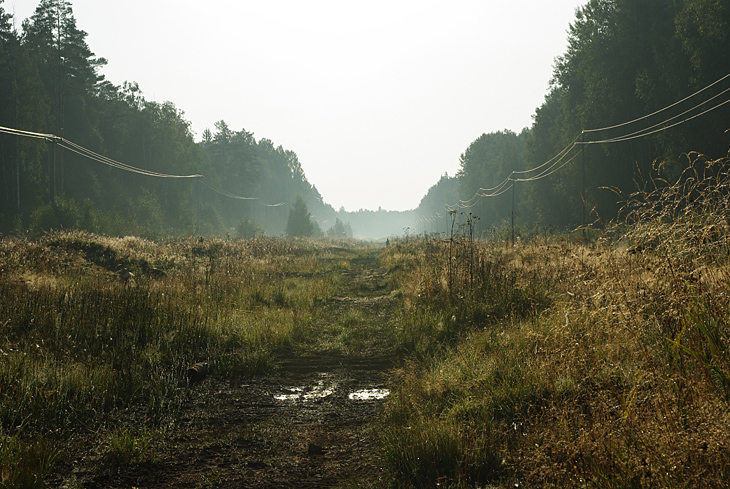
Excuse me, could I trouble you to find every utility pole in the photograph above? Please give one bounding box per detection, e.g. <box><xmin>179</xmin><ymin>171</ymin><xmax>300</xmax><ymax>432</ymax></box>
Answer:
<box><xmin>581</xmin><ymin>131</ymin><xmax>586</xmax><ymax>238</ymax></box>
<box><xmin>13</xmin><ymin>31</ymin><xmax>19</xmax><ymax>210</ymax></box>
<box><xmin>47</xmin><ymin>138</ymin><xmax>57</xmax><ymax>207</ymax></box>
<box><xmin>511</xmin><ymin>181</ymin><xmax>516</xmax><ymax>247</ymax></box>
<box><xmin>196</xmin><ymin>176</ymin><xmax>201</xmax><ymax>232</ymax></box>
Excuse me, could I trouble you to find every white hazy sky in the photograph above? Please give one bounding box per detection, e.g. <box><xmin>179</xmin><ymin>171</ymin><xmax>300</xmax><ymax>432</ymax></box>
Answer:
<box><xmin>8</xmin><ymin>0</ymin><xmax>584</xmax><ymax>212</ymax></box>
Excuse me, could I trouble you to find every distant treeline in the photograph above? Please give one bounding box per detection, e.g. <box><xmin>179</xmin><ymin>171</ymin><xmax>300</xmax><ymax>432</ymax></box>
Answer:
<box><xmin>1</xmin><ymin>0</ymin><xmax>729</xmax><ymax>240</ymax></box>
<box><xmin>417</xmin><ymin>0</ymin><xmax>730</xmax><ymax>235</ymax></box>
<box><xmin>0</xmin><ymin>0</ymin><xmax>352</xmax><ymax>238</ymax></box>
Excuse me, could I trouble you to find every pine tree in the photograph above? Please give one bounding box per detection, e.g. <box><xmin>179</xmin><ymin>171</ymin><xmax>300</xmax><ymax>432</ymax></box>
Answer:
<box><xmin>286</xmin><ymin>195</ymin><xmax>314</xmax><ymax>237</ymax></box>
<box><xmin>22</xmin><ymin>0</ymin><xmax>106</xmax><ymax>137</ymax></box>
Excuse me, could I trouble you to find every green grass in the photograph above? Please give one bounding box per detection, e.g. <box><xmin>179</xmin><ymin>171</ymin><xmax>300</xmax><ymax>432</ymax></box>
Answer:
<box><xmin>102</xmin><ymin>426</ymin><xmax>157</xmax><ymax>466</ymax></box>
<box><xmin>0</xmin><ymin>232</ymin><xmax>363</xmax><ymax>485</ymax></box>
<box><xmin>0</xmin><ymin>433</ymin><xmax>58</xmax><ymax>489</ymax></box>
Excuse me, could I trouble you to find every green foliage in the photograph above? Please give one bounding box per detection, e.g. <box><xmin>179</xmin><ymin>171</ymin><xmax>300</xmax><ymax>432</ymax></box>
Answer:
<box><xmin>417</xmin><ymin>173</ymin><xmax>459</xmax><ymax>229</ymax></box>
<box><xmin>383</xmin><ymin>147</ymin><xmax>730</xmax><ymax>488</ymax></box>
<box><xmin>456</xmin><ymin>131</ymin><xmax>527</xmax><ymax>231</ymax></box>
<box><xmin>197</xmin><ymin>202</ymin><xmax>225</xmax><ymax>236</ymax></box>
<box><xmin>670</xmin><ymin>293</ymin><xmax>730</xmax><ymax>401</ymax></box>
<box><xmin>0</xmin><ymin>4</ymin><xmax>336</xmax><ymax>238</ymax></box>
<box><xmin>416</xmin><ymin>0</ymin><xmax>730</xmax><ymax>232</ymax></box>
<box><xmin>199</xmin><ymin>126</ymin><xmax>336</xmax><ymax>237</ymax></box>
<box><xmin>0</xmin><ymin>232</ymin><xmax>409</xmax><ymax>486</ymax></box>
<box><xmin>286</xmin><ymin>195</ymin><xmax>314</xmax><ymax>237</ymax></box>
<box><xmin>325</xmin><ymin>218</ymin><xmax>351</xmax><ymax>238</ymax></box>
<box><xmin>0</xmin><ymin>433</ymin><xmax>59</xmax><ymax>489</ymax></box>
<box><xmin>525</xmin><ymin>0</ymin><xmax>729</xmax><ymax>225</ymax></box>
<box><xmin>381</xmin><ymin>416</ymin><xmax>502</xmax><ymax>487</ymax></box>
<box><xmin>102</xmin><ymin>427</ymin><xmax>155</xmax><ymax>466</ymax></box>
<box><xmin>676</xmin><ymin>0</ymin><xmax>730</xmax><ymax>77</ymax></box>
<box><xmin>0</xmin><ymin>230</ymin><xmax>375</xmax><ymax>487</ymax></box>
<box><xmin>236</xmin><ymin>217</ymin><xmax>262</xmax><ymax>239</ymax></box>
<box><xmin>382</xmin><ymin>232</ymin><xmax>553</xmax><ymax>359</ymax></box>
<box><xmin>29</xmin><ymin>197</ymin><xmax>80</xmax><ymax>233</ymax></box>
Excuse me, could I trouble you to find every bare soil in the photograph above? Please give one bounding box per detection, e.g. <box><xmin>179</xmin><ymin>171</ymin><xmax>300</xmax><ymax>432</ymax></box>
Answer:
<box><xmin>62</xmin><ymin>257</ymin><xmax>396</xmax><ymax>488</ymax></box>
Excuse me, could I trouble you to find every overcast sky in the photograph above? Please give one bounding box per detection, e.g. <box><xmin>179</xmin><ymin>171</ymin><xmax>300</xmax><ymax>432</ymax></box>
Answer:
<box><xmin>9</xmin><ymin>0</ymin><xmax>584</xmax><ymax>212</ymax></box>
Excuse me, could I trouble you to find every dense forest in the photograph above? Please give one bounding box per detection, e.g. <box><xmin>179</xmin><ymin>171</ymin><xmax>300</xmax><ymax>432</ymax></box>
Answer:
<box><xmin>416</xmin><ymin>0</ymin><xmax>730</xmax><ymax>235</ymax></box>
<box><xmin>1</xmin><ymin>0</ymin><xmax>729</xmax><ymax>239</ymax></box>
<box><xmin>0</xmin><ymin>0</ymin><xmax>353</xmax><ymax>238</ymax></box>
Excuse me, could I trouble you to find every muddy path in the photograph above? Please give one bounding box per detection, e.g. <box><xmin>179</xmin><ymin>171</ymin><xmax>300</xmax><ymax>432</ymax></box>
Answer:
<box><xmin>77</xmin><ymin>252</ymin><xmax>397</xmax><ymax>488</ymax></box>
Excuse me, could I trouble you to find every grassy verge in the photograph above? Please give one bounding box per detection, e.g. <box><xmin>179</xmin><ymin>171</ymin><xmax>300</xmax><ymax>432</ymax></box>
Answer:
<box><xmin>376</xmin><ymin>153</ymin><xmax>730</xmax><ymax>488</ymax></box>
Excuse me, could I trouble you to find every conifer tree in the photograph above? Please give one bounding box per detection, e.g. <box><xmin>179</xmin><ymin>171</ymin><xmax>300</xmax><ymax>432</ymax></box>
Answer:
<box><xmin>286</xmin><ymin>195</ymin><xmax>314</xmax><ymax>237</ymax></box>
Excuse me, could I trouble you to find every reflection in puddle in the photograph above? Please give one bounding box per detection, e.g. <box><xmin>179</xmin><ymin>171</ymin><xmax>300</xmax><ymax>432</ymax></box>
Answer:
<box><xmin>348</xmin><ymin>389</ymin><xmax>390</xmax><ymax>400</ymax></box>
<box><xmin>274</xmin><ymin>382</ymin><xmax>389</xmax><ymax>402</ymax></box>
<box><xmin>305</xmin><ymin>380</ymin><xmax>335</xmax><ymax>400</ymax></box>
<box><xmin>274</xmin><ymin>378</ymin><xmax>335</xmax><ymax>401</ymax></box>
<box><xmin>274</xmin><ymin>388</ymin><xmax>303</xmax><ymax>401</ymax></box>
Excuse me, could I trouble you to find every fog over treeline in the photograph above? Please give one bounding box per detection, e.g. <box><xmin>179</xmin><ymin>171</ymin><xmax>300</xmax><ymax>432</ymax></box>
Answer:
<box><xmin>1</xmin><ymin>0</ymin><xmax>728</xmax><ymax>240</ymax></box>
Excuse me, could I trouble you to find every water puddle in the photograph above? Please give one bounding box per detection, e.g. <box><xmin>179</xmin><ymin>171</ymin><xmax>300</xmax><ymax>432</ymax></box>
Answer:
<box><xmin>274</xmin><ymin>375</ymin><xmax>336</xmax><ymax>401</ymax></box>
<box><xmin>273</xmin><ymin>374</ymin><xmax>389</xmax><ymax>402</ymax></box>
<box><xmin>348</xmin><ymin>388</ymin><xmax>390</xmax><ymax>401</ymax></box>
<box><xmin>274</xmin><ymin>387</ymin><xmax>303</xmax><ymax>401</ymax></box>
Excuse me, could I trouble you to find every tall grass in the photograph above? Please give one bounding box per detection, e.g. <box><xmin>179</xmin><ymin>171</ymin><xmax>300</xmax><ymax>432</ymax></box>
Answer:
<box><xmin>382</xmin><ymin>225</ymin><xmax>556</xmax><ymax>358</ymax></box>
<box><xmin>377</xmin><ymin>152</ymin><xmax>730</xmax><ymax>488</ymax></box>
<box><xmin>0</xmin><ymin>232</ymin><xmax>348</xmax><ymax>485</ymax></box>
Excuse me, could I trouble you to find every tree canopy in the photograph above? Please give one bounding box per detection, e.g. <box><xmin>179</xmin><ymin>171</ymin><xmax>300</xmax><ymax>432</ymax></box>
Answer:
<box><xmin>2</xmin><ymin>0</ymin><xmax>729</xmax><ymax>238</ymax></box>
<box><xmin>0</xmin><ymin>0</ymin><xmax>341</xmax><ymax>237</ymax></box>
<box><xmin>418</xmin><ymin>0</ymin><xmax>730</xmax><ymax>232</ymax></box>
<box><xmin>286</xmin><ymin>195</ymin><xmax>315</xmax><ymax>237</ymax></box>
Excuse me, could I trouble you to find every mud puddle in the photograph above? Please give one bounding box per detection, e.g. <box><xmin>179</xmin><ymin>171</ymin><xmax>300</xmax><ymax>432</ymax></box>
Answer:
<box><xmin>81</xmin><ymin>353</ymin><xmax>395</xmax><ymax>488</ymax></box>
<box><xmin>273</xmin><ymin>354</ymin><xmax>392</xmax><ymax>402</ymax></box>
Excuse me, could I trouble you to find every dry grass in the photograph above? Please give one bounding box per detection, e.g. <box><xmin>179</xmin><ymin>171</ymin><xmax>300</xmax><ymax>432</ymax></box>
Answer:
<box><xmin>378</xmin><ymin>153</ymin><xmax>730</xmax><ymax>488</ymax></box>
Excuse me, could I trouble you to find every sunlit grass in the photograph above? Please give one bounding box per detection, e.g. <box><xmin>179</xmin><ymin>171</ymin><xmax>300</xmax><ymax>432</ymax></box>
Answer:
<box><xmin>0</xmin><ymin>232</ymin><xmax>363</xmax><ymax>485</ymax></box>
<box><xmin>376</xmin><ymin>153</ymin><xmax>730</xmax><ymax>488</ymax></box>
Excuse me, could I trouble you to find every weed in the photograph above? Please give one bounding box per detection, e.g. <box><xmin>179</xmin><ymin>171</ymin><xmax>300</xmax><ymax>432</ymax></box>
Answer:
<box><xmin>102</xmin><ymin>427</ymin><xmax>155</xmax><ymax>466</ymax></box>
<box><xmin>0</xmin><ymin>430</ymin><xmax>58</xmax><ymax>489</ymax></box>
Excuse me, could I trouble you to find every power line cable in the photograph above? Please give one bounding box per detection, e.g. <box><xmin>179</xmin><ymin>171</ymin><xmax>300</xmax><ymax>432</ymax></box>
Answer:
<box><xmin>583</xmin><ymin>71</ymin><xmax>730</xmax><ymax>134</ymax></box>
<box><xmin>479</xmin><ymin>181</ymin><xmax>514</xmax><ymax>198</ymax></box>
<box><xmin>478</xmin><ymin>176</ymin><xmax>513</xmax><ymax>195</ymax></box>
<box><xmin>583</xmin><ymin>93</ymin><xmax>730</xmax><ymax>145</ymax></box>
<box><xmin>0</xmin><ymin>125</ymin><xmax>56</xmax><ymax>141</ymax></box>
<box><xmin>446</xmin><ymin>71</ymin><xmax>730</xmax><ymax>213</ymax></box>
<box><xmin>466</xmin><ymin>136</ymin><xmax>582</xmax><ymax>208</ymax></box>
<box><xmin>1</xmin><ymin>123</ymin><xmax>286</xmax><ymax>205</ymax></box>
<box><xmin>58</xmin><ymin>139</ymin><xmax>201</xmax><ymax>179</ymax></box>
<box><xmin>458</xmin><ymin>190</ymin><xmax>484</xmax><ymax>206</ymax></box>
<box><xmin>201</xmin><ymin>179</ymin><xmax>257</xmax><ymax>200</ymax></box>
<box><xmin>1</xmin><ymin>124</ymin><xmax>203</xmax><ymax>178</ymax></box>
<box><xmin>201</xmin><ymin>178</ymin><xmax>285</xmax><ymax>207</ymax></box>
<box><xmin>511</xmin><ymin>137</ymin><xmax>581</xmax><ymax>175</ymax></box>
<box><xmin>513</xmin><ymin>148</ymin><xmax>582</xmax><ymax>182</ymax></box>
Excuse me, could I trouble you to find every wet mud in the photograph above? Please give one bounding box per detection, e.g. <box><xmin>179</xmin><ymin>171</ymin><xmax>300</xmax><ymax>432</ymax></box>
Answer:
<box><xmin>76</xmin><ymin>261</ymin><xmax>396</xmax><ymax>488</ymax></box>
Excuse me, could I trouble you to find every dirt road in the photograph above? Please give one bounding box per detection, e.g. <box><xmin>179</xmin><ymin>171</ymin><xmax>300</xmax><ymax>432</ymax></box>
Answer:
<box><xmin>75</xmin><ymin>254</ymin><xmax>396</xmax><ymax>488</ymax></box>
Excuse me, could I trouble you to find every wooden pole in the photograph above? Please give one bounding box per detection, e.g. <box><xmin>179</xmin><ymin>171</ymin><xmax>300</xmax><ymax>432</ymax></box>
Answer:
<box><xmin>511</xmin><ymin>182</ymin><xmax>515</xmax><ymax>246</ymax></box>
<box><xmin>581</xmin><ymin>132</ymin><xmax>586</xmax><ymax>237</ymax></box>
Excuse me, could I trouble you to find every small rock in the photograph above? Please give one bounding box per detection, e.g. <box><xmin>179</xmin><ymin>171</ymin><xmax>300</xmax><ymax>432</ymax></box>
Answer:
<box><xmin>187</xmin><ymin>362</ymin><xmax>209</xmax><ymax>383</ymax></box>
